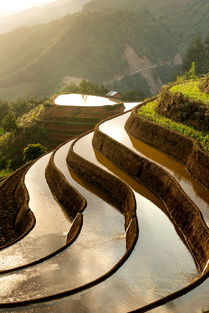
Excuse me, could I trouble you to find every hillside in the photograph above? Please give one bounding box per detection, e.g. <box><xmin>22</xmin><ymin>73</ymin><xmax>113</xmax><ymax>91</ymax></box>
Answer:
<box><xmin>137</xmin><ymin>76</ymin><xmax>209</xmax><ymax>153</ymax></box>
<box><xmin>0</xmin><ymin>8</ymin><xmax>180</xmax><ymax>100</ymax></box>
<box><xmin>0</xmin><ymin>0</ymin><xmax>90</xmax><ymax>34</ymax></box>
<box><xmin>0</xmin><ymin>0</ymin><xmax>208</xmax><ymax>100</ymax></box>
<box><xmin>84</xmin><ymin>0</ymin><xmax>209</xmax><ymax>45</ymax></box>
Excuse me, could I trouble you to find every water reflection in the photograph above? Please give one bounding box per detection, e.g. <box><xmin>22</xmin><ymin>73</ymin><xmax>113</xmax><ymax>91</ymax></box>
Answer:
<box><xmin>55</xmin><ymin>94</ymin><xmax>117</xmax><ymax>106</ymax></box>
<box><xmin>71</xmin><ymin>131</ymin><xmax>197</xmax><ymax>310</ymax></box>
<box><xmin>99</xmin><ymin>112</ymin><xmax>209</xmax><ymax>225</ymax></box>
<box><xmin>0</xmin><ymin>154</ymin><xmax>71</xmax><ymax>271</ymax></box>
<box><xmin>0</xmin><ymin>109</ymin><xmax>205</xmax><ymax>312</ymax></box>
<box><xmin>54</xmin><ymin>93</ymin><xmax>139</xmax><ymax>112</ymax></box>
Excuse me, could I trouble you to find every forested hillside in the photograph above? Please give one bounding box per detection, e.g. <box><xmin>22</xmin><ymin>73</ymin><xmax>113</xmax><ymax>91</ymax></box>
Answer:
<box><xmin>0</xmin><ymin>0</ymin><xmax>208</xmax><ymax>100</ymax></box>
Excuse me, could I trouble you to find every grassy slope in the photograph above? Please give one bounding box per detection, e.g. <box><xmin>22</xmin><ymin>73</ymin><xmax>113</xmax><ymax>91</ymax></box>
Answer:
<box><xmin>138</xmin><ymin>77</ymin><xmax>209</xmax><ymax>152</ymax></box>
<box><xmin>170</xmin><ymin>80</ymin><xmax>209</xmax><ymax>104</ymax></box>
<box><xmin>138</xmin><ymin>99</ymin><xmax>209</xmax><ymax>152</ymax></box>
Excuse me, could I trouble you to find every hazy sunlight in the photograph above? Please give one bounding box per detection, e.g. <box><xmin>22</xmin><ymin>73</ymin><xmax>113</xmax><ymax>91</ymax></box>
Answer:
<box><xmin>0</xmin><ymin>0</ymin><xmax>55</xmax><ymax>15</ymax></box>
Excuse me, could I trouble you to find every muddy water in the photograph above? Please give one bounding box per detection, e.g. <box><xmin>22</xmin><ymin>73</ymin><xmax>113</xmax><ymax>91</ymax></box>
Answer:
<box><xmin>94</xmin><ymin>151</ymin><xmax>209</xmax><ymax>313</ymax></box>
<box><xmin>0</xmin><ymin>154</ymin><xmax>72</xmax><ymax>271</ymax></box>
<box><xmin>0</xmin><ymin>129</ymin><xmax>201</xmax><ymax>312</ymax></box>
<box><xmin>0</xmin><ymin>132</ymin><xmax>197</xmax><ymax>312</ymax></box>
<box><xmin>99</xmin><ymin>112</ymin><xmax>209</xmax><ymax>226</ymax></box>
<box><xmin>0</xmin><ymin>141</ymin><xmax>125</xmax><ymax>303</ymax></box>
<box><xmin>148</xmin><ymin>277</ymin><xmax>209</xmax><ymax>313</ymax></box>
<box><xmin>71</xmin><ymin>132</ymin><xmax>197</xmax><ymax>311</ymax></box>
<box><xmin>0</xmin><ymin>107</ymin><xmax>206</xmax><ymax>312</ymax></box>
<box><xmin>55</xmin><ymin>94</ymin><xmax>117</xmax><ymax>106</ymax></box>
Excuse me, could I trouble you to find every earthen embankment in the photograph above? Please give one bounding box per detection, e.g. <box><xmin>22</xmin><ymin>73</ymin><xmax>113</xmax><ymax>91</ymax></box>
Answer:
<box><xmin>93</xmin><ymin>126</ymin><xmax>209</xmax><ymax>273</ymax></box>
<box><xmin>125</xmin><ymin>104</ymin><xmax>209</xmax><ymax>189</ymax></box>
<box><xmin>45</xmin><ymin>145</ymin><xmax>86</xmax><ymax>221</ymax></box>
<box><xmin>157</xmin><ymin>88</ymin><xmax>209</xmax><ymax>132</ymax></box>
<box><xmin>67</xmin><ymin>140</ymin><xmax>136</xmax><ymax>231</ymax></box>
<box><xmin>0</xmin><ymin>163</ymin><xmax>35</xmax><ymax>248</ymax></box>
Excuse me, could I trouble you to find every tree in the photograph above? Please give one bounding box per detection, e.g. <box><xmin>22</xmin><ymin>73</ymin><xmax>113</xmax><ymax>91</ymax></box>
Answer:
<box><xmin>2</xmin><ymin>111</ymin><xmax>17</xmax><ymax>132</ymax></box>
<box><xmin>122</xmin><ymin>90</ymin><xmax>144</xmax><ymax>101</ymax></box>
<box><xmin>62</xmin><ymin>79</ymin><xmax>108</xmax><ymax>96</ymax></box>
<box><xmin>182</xmin><ymin>36</ymin><xmax>208</xmax><ymax>75</ymax></box>
<box><xmin>0</xmin><ymin>100</ymin><xmax>9</xmax><ymax>123</ymax></box>
<box><xmin>205</xmin><ymin>32</ymin><xmax>209</xmax><ymax>56</ymax></box>
<box><xmin>23</xmin><ymin>143</ymin><xmax>47</xmax><ymax>162</ymax></box>
<box><xmin>182</xmin><ymin>61</ymin><xmax>197</xmax><ymax>80</ymax></box>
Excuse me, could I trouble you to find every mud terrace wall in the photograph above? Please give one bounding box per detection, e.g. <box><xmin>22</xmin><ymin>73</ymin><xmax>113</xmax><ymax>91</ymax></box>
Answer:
<box><xmin>45</xmin><ymin>147</ymin><xmax>86</xmax><ymax>221</ymax></box>
<box><xmin>14</xmin><ymin>164</ymin><xmax>35</xmax><ymax>236</ymax></box>
<box><xmin>125</xmin><ymin>106</ymin><xmax>209</xmax><ymax>189</ymax></box>
<box><xmin>157</xmin><ymin>89</ymin><xmax>209</xmax><ymax>132</ymax></box>
<box><xmin>0</xmin><ymin>163</ymin><xmax>35</xmax><ymax>248</ymax></box>
<box><xmin>66</xmin><ymin>136</ymin><xmax>138</xmax><ymax>250</ymax></box>
<box><xmin>93</xmin><ymin>127</ymin><xmax>209</xmax><ymax>273</ymax></box>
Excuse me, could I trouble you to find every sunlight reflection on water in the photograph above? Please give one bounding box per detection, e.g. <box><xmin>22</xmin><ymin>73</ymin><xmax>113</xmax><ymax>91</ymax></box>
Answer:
<box><xmin>55</xmin><ymin>94</ymin><xmax>116</xmax><ymax>106</ymax></box>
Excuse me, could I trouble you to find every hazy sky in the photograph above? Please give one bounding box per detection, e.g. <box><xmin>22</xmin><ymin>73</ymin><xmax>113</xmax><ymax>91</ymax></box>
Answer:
<box><xmin>0</xmin><ymin>0</ymin><xmax>56</xmax><ymax>16</ymax></box>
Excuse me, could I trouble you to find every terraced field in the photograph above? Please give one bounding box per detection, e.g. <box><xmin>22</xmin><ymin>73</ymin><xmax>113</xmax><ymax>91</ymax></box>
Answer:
<box><xmin>37</xmin><ymin>101</ymin><xmax>124</xmax><ymax>149</ymax></box>
<box><xmin>0</xmin><ymin>103</ymin><xmax>208</xmax><ymax>313</ymax></box>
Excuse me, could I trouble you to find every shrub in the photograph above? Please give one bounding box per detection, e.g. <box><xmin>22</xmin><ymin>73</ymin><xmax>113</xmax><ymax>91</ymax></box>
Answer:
<box><xmin>2</xmin><ymin>111</ymin><xmax>17</xmax><ymax>132</ymax></box>
<box><xmin>23</xmin><ymin>143</ymin><xmax>47</xmax><ymax>162</ymax></box>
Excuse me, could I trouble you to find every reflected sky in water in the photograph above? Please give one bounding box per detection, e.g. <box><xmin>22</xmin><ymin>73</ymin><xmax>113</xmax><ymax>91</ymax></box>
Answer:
<box><xmin>54</xmin><ymin>93</ymin><xmax>139</xmax><ymax>111</ymax></box>
<box><xmin>55</xmin><ymin>94</ymin><xmax>116</xmax><ymax>106</ymax></box>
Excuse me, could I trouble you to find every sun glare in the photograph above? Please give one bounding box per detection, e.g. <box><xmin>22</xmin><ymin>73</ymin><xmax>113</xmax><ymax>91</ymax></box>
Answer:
<box><xmin>0</xmin><ymin>0</ymin><xmax>55</xmax><ymax>15</ymax></box>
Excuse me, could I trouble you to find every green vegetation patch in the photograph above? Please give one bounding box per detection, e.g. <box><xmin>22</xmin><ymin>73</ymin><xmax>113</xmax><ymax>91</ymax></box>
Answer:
<box><xmin>0</xmin><ymin>128</ymin><xmax>4</xmax><ymax>136</ymax></box>
<box><xmin>0</xmin><ymin>169</ymin><xmax>11</xmax><ymax>184</ymax></box>
<box><xmin>170</xmin><ymin>80</ymin><xmax>209</xmax><ymax>105</ymax></box>
<box><xmin>18</xmin><ymin>104</ymin><xmax>45</xmax><ymax>127</ymax></box>
<box><xmin>138</xmin><ymin>100</ymin><xmax>209</xmax><ymax>152</ymax></box>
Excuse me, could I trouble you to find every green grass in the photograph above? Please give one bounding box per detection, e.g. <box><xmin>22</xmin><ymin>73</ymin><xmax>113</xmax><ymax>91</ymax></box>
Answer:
<box><xmin>18</xmin><ymin>104</ymin><xmax>45</xmax><ymax>127</ymax></box>
<box><xmin>0</xmin><ymin>132</ymin><xmax>12</xmax><ymax>145</ymax></box>
<box><xmin>0</xmin><ymin>128</ymin><xmax>5</xmax><ymax>136</ymax></box>
<box><xmin>0</xmin><ymin>169</ymin><xmax>11</xmax><ymax>184</ymax></box>
<box><xmin>170</xmin><ymin>80</ymin><xmax>209</xmax><ymax>105</ymax></box>
<box><xmin>138</xmin><ymin>100</ymin><xmax>209</xmax><ymax>152</ymax></box>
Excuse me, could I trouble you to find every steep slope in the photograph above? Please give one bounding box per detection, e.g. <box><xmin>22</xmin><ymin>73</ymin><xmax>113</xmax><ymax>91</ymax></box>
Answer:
<box><xmin>0</xmin><ymin>0</ymin><xmax>208</xmax><ymax>100</ymax></box>
<box><xmin>84</xmin><ymin>0</ymin><xmax>209</xmax><ymax>43</ymax></box>
<box><xmin>0</xmin><ymin>8</ymin><xmax>180</xmax><ymax>99</ymax></box>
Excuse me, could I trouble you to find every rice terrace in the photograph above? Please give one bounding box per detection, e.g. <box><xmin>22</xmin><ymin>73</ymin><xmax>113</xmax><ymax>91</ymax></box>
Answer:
<box><xmin>0</xmin><ymin>0</ymin><xmax>209</xmax><ymax>312</ymax></box>
<box><xmin>0</xmin><ymin>75</ymin><xmax>208</xmax><ymax>312</ymax></box>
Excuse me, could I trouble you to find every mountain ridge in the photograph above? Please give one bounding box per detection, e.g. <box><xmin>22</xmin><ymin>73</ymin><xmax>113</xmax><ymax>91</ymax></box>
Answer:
<box><xmin>0</xmin><ymin>0</ymin><xmax>208</xmax><ymax>99</ymax></box>
<box><xmin>0</xmin><ymin>0</ymin><xmax>90</xmax><ymax>34</ymax></box>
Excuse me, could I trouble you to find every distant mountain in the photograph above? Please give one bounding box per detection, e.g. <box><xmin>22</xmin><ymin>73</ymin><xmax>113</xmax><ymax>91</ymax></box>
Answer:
<box><xmin>84</xmin><ymin>0</ymin><xmax>209</xmax><ymax>47</ymax></box>
<box><xmin>0</xmin><ymin>0</ymin><xmax>90</xmax><ymax>34</ymax></box>
<box><xmin>0</xmin><ymin>0</ymin><xmax>208</xmax><ymax>100</ymax></box>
